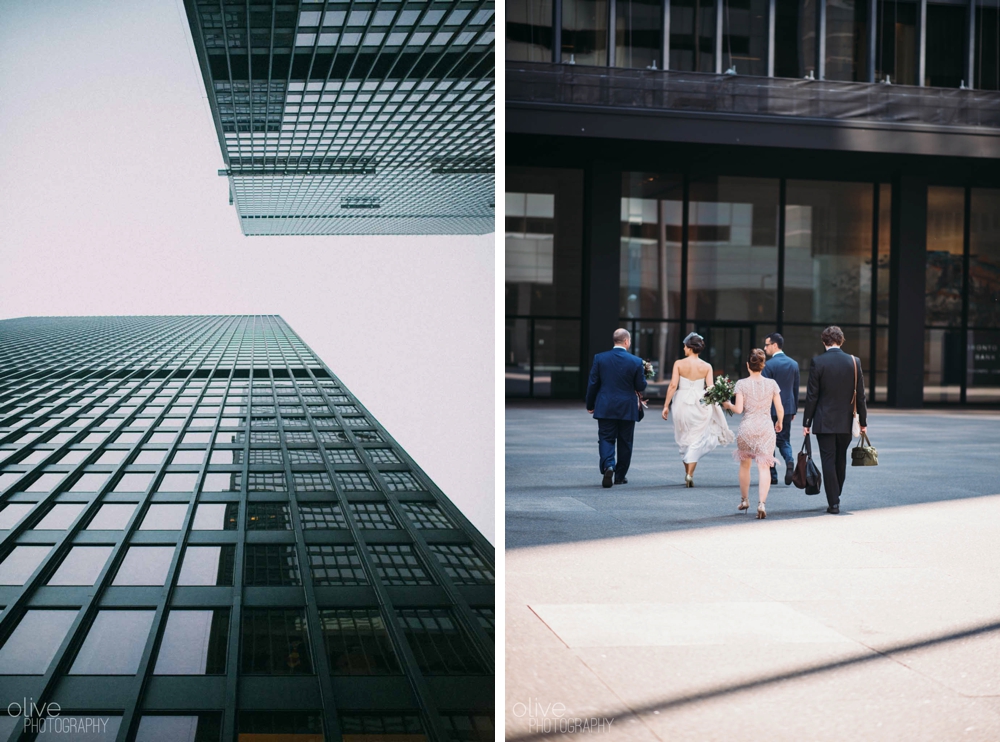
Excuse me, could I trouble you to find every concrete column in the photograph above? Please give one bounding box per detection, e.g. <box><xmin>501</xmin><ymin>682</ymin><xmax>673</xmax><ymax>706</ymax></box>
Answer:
<box><xmin>582</xmin><ymin>162</ymin><xmax>623</xmax><ymax>383</ymax></box>
<box><xmin>888</xmin><ymin>175</ymin><xmax>927</xmax><ymax>407</ymax></box>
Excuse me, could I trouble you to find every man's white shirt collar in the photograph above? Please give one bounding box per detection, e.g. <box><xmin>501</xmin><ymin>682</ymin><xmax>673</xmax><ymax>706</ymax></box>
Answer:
<box><xmin>613</xmin><ymin>345</ymin><xmax>628</xmax><ymax>351</ymax></box>
<box><xmin>825</xmin><ymin>346</ymin><xmax>841</xmax><ymax>351</ymax></box>
<box><xmin>772</xmin><ymin>350</ymin><xmax>784</xmax><ymax>356</ymax></box>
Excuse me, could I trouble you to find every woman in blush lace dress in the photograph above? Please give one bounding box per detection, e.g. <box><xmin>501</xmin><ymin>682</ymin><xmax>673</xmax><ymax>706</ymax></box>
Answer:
<box><xmin>661</xmin><ymin>333</ymin><xmax>734</xmax><ymax>487</ymax></box>
<box><xmin>723</xmin><ymin>349</ymin><xmax>784</xmax><ymax>519</ymax></box>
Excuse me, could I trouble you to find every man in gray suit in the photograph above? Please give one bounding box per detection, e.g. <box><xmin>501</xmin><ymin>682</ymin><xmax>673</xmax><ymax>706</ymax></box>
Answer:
<box><xmin>802</xmin><ymin>326</ymin><xmax>868</xmax><ymax>514</ymax></box>
<box><xmin>762</xmin><ymin>333</ymin><xmax>799</xmax><ymax>486</ymax></box>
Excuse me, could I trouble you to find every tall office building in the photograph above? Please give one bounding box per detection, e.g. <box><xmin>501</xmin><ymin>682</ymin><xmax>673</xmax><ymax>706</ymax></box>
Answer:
<box><xmin>184</xmin><ymin>1</ymin><xmax>496</xmax><ymax>236</ymax></box>
<box><xmin>506</xmin><ymin>0</ymin><xmax>1000</xmax><ymax>407</ymax></box>
<box><xmin>0</xmin><ymin>316</ymin><xmax>494</xmax><ymax>742</ymax></box>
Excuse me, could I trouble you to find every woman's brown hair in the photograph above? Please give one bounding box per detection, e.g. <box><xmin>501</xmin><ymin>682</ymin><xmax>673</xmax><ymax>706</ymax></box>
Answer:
<box><xmin>748</xmin><ymin>348</ymin><xmax>766</xmax><ymax>372</ymax></box>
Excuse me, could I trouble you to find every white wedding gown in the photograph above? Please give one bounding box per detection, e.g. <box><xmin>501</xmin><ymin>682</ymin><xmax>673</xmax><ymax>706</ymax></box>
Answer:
<box><xmin>671</xmin><ymin>377</ymin><xmax>735</xmax><ymax>463</ymax></box>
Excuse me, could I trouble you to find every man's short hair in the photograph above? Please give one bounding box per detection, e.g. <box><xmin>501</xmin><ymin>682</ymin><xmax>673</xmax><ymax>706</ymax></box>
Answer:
<box><xmin>821</xmin><ymin>326</ymin><xmax>845</xmax><ymax>346</ymax></box>
<box><xmin>613</xmin><ymin>328</ymin><xmax>631</xmax><ymax>345</ymax></box>
<box><xmin>766</xmin><ymin>332</ymin><xmax>784</xmax><ymax>349</ymax></box>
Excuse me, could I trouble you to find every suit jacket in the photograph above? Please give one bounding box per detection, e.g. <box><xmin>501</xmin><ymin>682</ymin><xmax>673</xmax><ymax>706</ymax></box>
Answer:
<box><xmin>585</xmin><ymin>347</ymin><xmax>648</xmax><ymax>421</ymax></box>
<box><xmin>761</xmin><ymin>351</ymin><xmax>800</xmax><ymax>418</ymax></box>
<box><xmin>802</xmin><ymin>347</ymin><xmax>868</xmax><ymax>434</ymax></box>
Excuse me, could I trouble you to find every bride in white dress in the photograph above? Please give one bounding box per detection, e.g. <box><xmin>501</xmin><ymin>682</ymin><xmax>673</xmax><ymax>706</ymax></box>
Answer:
<box><xmin>660</xmin><ymin>333</ymin><xmax>734</xmax><ymax>486</ymax></box>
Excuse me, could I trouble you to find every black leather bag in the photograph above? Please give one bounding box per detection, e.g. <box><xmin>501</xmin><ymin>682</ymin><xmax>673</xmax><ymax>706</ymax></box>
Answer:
<box><xmin>637</xmin><ymin>394</ymin><xmax>645</xmax><ymax>421</ymax></box>
<box><xmin>851</xmin><ymin>432</ymin><xmax>878</xmax><ymax>466</ymax></box>
<box><xmin>792</xmin><ymin>434</ymin><xmax>822</xmax><ymax>495</ymax></box>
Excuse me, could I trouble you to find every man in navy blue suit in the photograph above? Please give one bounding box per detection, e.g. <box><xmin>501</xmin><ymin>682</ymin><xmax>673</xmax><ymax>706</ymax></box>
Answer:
<box><xmin>585</xmin><ymin>328</ymin><xmax>647</xmax><ymax>488</ymax></box>
<box><xmin>762</xmin><ymin>332</ymin><xmax>800</xmax><ymax>486</ymax></box>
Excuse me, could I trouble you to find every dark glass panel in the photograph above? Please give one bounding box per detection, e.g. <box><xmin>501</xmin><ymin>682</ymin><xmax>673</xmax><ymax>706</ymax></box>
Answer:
<box><xmin>671</xmin><ymin>0</ymin><xmax>717</xmax><ymax>71</ymax></box>
<box><xmin>562</xmin><ymin>0</ymin><xmax>610</xmax><ymax>65</ymax></box>
<box><xmin>875</xmin><ymin>0</ymin><xmax>917</xmax><ymax>84</ymax></box>
<box><xmin>926</xmin><ymin>4</ymin><xmax>966</xmax><ymax>87</ymax></box>
<box><xmin>620</xmin><ymin>173</ymin><xmax>683</xmax><ymax>320</ymax></box>
<box><xmin>775</xmin><ymin>0</ymin><xmax>817</xmax><ymax>77</ymax></box>
<box><xmin>925</xmin><ymin>186</ymin><xmax>965</xmax><ymax>327</ymax></box>
<box><xmin>784</xmin><ymin>180</ymin><xmax>874</xmax><ymax>325</ymax></box>
<box><xmin>723</xmin><ymin>0</ymin><xmax>770</xmax><ymax>75</ymax></box>
<box><xmin>826</xmin><ymin>0</ymin><xmax>869</xmax><ymax>81</ymax></box>
<box><xmin>969</xmin><ymin>188</ymin><xmax>1000</xmax><ymax>327</ymax></box>
<box><xmin>974</xmin><ymin>6</ymin><xmax>1000</xmax><ymax>90</ymax></box>
<box><xmin>616</xmin><ymin>0</ymin><xmax>663</xmax><ymax>68</ymax></box>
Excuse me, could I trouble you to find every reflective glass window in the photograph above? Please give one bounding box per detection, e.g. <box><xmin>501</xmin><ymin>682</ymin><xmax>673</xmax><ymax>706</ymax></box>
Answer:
<box><xmin>0</xmin><ymin>503</ymin><xmax>34</xmax><ymax>529</ymax></box>
<box><xmin>177</xmin><ymin>545</ymin><xmax>236</xmax><ymax>586</ymax></box>
<box><xmin>616</xmin><ymin>0</ymin><xmax>662</xmax><ymax>69</ymax></box>
<box><xmin>34</xmin><ymin>503</ymin><xmax>86</xmax><ymax>530</ymax></box>
<box><xmin>562</xmin><ymin>0</ymin><xmax>609</xmax><ymax>65</ymax></box>
<box><xmin>87</xmin><ymin>503</ymin><xmax>137</xmax><ymax>530</ymax></box>
<box><xmin>154</xmin><ymin>610</ymin><xmax>229</xmax><ymax>674</ymax></box>
<box><xmin>723</xmin><ymin>0</ymin><xmax>769</xmax><ymax>76</ymax></box>
<box><xmin>47</xmin><ymin>546</ymin><xmax>113</xmax><ymax>586</ymax></box>
<box><xmin>70</xmin><ymin>610</ymin><xmax>155</xmax><ymax>674</ymax></box>
<box><xmin>826</xmin><ymin>0</ymin><xmax>869</xmax><ymax>81</ymax></box>
<box><xmin>775</xmin><ymin>0</ymin><xmax>816</xmax><ymax>77</ymax></box>
<box><xmin>0</xmin><ymin>545</ymin><xmax>52</xmax><ymax>585</ymax></box>
<box><xmin>0</xmin><ymin>610</ymin><xmax>78</xmax><ymax>674</ymax></box>
<box><xmin>670</xmin><ymin>0</ymin><xmax>716</xmax><ymax>71</ymax></box>
<box><xmin>192</xmin><ymin>503</ymin><xmax>238</xmax><ymax>530</ymax></box>
<box><xmin>139</xmin><ymin>504</ymin><xmax>189</xmax><ymax>530</ymax></box>
<box><xmin>112</xmin><ymin>546</ymin><xmax>175</xmax><ymax>585</ymax></box>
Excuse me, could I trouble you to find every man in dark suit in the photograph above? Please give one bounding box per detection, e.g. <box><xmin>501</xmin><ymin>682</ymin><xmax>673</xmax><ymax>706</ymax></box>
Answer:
<box><xmin>802</xmin><ymin>326</ymin><xmax>868</xmax><ymax>514</ymax></box>
<box><xmin>585</xmin><ymin>328</ymin><xmax>647</xmax><ymax>488</ymax></box>
<box><xmin>762</xmin><ymin>333</ymin><xmax>800</xmax><ymax>486</ymax></box>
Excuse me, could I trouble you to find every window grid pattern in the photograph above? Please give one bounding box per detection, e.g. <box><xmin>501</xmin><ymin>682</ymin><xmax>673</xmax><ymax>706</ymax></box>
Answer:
<box><xmin>429</xmin><ymin>544</ymin><xmax>495</xmax><ymax>585</ymax></box>
<box><xmin>307</xmin><ymin>544</ymin><xmax>367</xmax><ymax>585</ymax></box>
<box><xmin>400</xmin><ymin>502</ymin><xmax>456</xmax><ymax>529</ymax></box>
<box><xmin>0</xmin><ymin>315</ymin><xmax>492</xmax><ymax>729</ymax></box>
<box><xmin>396</xmin><ymin>608</ymin><xmax>487</xmax><ymax>675</ymax></box>
<box><xmin>318</xmin><ymin>608</ymin><xmax>402</xmax><ymax>675</ymax></box>
<box><xmin>349</xmin><ymin>502</ymin><xmax>400</xmax><ymax>530</ymax></box>
<box><xmin>186</xmin><ymin>0</ymin><xmax>495</xmax><ymax>236</ymax></box>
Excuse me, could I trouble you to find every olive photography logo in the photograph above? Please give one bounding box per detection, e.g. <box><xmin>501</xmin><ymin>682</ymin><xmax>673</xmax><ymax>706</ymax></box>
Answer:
<box><xmin>512</xmin><ymin>697</ymin><xmax>615</xmax><ymax>734</ymax></box>
<box><xmin>6</xmin><ymin>698</ymin><xmax>109</xmax><ymax>736</ymax></box>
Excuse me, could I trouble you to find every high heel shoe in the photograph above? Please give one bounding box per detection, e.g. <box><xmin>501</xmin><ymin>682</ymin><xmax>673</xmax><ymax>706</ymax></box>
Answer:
<box><xmin>756</xmin><ymin>502</ymin><xmax>767</xmax><ymax>519</ymax></box>
<box><xmin>685</xmin><ymin>474</ymin><xmax>693</xmax><ymax>488</ymax></box>
<box><xmin>738</xmin><ymin>498</ymin><xmax>749</xmax><ymax>514</ymax></box>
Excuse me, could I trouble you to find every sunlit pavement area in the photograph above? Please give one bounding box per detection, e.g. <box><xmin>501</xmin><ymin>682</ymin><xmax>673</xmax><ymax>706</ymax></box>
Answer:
<box><xmin>505</xmin><ymin>403</ymin><xmax>1000</xmax><ymax>741</ymax></box>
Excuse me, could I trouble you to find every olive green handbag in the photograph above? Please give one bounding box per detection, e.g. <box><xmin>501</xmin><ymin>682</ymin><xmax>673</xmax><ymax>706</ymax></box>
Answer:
<box><xmin>851</xmin><ymin>432</ymin><xmax>878</xmax><ymax>467</ymax></box>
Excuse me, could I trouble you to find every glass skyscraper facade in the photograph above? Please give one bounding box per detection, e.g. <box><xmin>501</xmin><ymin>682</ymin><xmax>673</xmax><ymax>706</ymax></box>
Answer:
<box><xmin>0</xmin><ymin>316</ymin><xmax>493</xmax><ymax>741</ymax></box>
<box><xmin>184</xmin><ymin>0</ymin><xmax>496</xmax><ymax>236</ymax></box>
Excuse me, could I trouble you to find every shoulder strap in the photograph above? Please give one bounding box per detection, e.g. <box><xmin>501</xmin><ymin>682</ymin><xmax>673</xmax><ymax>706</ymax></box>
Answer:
<box><xmin>851</xmin><ymin>356</ymin><xmax>858</xmax><ymax>414</ymax></box>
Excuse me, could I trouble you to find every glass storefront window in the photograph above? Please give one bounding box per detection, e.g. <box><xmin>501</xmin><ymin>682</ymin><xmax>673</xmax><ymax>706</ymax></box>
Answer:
<box><xmin>670</xmin><ymin>0</ymin><xmax>717</xmax><ymax>71</ymax></box>
<box><xmin>562</xmin><ymin>0</ymin><xmax>609</xmax><ymax>65</ymax></box>
<box><xmin>876</xmin><ymin>183</ymin><xmax>892</xmax><ymax>324</ymax></box>
<box><xmin>926</xmin><ymin>4</ymin><xmax>966</xmax><ymax>87</ymax></box>
<box><xmin>969</xmin><ymin>188</ymin><xmax>1000</xmax><ymax>328</ymax></box>
<box><xmin>620</xmin><ymin>173</ymin><xmax>683</xmax><ymax>320</ymax></box>
<box><xmin>925</xmin><ymin>186</ymin><xmax>965</xmax><ymax>327</ymax></box>
<box><xmin>826</xmin><ymin>0</ymin><xmax>869</xmax><ymax>81</ymax></box>
<box><xmin>785</xmin><ymin>180</ymin><xmax>874</xmax><ymax>325</ymax></box>
<box><xmin>688</xmin><ymin>177</ymin><xmax>780</xmax><ymax>323</ymax></box>
<box><xmin>875</xmin><ymin>0</ymin><xmax>917</xmax><ymax>84</ymax></box>
<box><xmin>507</xmin><ymin>0</ymin><xmax>554</xmax><ymax>62</ymax></box>
<box><xmin>532</xmin><ymin>319</ymin><xmax>582</xmax><ymax>397</ymax></box>
<box><xmin>506</xmin><ymin>318</ymin><xmax>532</xmax><ymax>397</ymax></box>
<box><xmin>775</xmin><ymin>0</ymin><xmax>816</xmax><ymax>78</ymax></box>
<box><xmin>967</xmin><ymin>330</ymin><xmax>1000</xmax><ymax>402</ymax></box>
<box><xmin>723</xmin><ymin>0</ymin><xmax>770</xmax><ymax>76</ymax></box>
<box><xmin>616</xmin><ymin>0</ymin><xmax>663</xmax><ymax>68</ymax></box>
<box><xmin>925</xmin><ymin>327</ymin><xmax>963</xmax><ymax>402</ymax></box>
<box><xmin>506</xmin><ymin>168</ymin><xmax>584</xmax><ymax>317</ymax></box>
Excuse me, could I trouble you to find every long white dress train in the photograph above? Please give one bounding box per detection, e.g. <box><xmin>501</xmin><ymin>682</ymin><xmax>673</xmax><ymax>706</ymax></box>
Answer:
<box><xmin>671</xmin><ymin>377</ymin><xmax>735</xmax><ymax>463</ymax></box>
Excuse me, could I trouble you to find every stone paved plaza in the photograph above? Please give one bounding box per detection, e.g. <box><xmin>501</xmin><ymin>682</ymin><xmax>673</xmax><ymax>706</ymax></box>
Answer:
<box><xmin>506</xmin><ymin>403</ymin><xmax>1000</xmax><ymax>741</ymax></box>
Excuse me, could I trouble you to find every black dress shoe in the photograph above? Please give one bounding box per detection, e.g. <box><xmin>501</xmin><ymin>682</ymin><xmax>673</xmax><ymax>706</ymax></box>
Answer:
<box><xmin>826</xmin><ymin>505</ymin><xmax>839</xmax><ymax>514</ymax></box>
<box><xmin>603</xmin><ymin>469</ymin><xmax>614</xmax><ymax>488</ymax></box>
<box><xmin>770</xmin><ymin>475</ymin><xmax>779</xmax><ymax>485</ymax></box>
<box><xmin>785</xmin><ymin>468</ymin><xmax>794</xmax><ymax>486</ymax></box>
<box><xmin>615</xmin><ymin>477</ymin><xmax>628</xmax><ymax>485</ymax></box>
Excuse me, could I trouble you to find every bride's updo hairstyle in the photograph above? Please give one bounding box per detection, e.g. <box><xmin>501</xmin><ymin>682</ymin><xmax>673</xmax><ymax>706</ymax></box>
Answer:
<box><xmin>748</xmin><ymin>348</ymin><xmax>767</xmax><ymax>372</ymax></box>
<box><xmin>683</xmin><ymin>332</ymin><xmax>705</xmax><ymax>354</ymax></box>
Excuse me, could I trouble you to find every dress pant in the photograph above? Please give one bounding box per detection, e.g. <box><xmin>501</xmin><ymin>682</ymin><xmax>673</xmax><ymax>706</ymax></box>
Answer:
<box><xmin>597</xmin><ymin>418</ymin><xmax>635</xmax><ymax>481</ymax></box>
<box><xmin>815</xmin><ymin>432</ymin><xmax>852</xmax><ymax>507</ymax></box>
<box><xmin>769</xmin><ymin>414</ymin><xmax>795</xmax><ymax>479</ymax></box>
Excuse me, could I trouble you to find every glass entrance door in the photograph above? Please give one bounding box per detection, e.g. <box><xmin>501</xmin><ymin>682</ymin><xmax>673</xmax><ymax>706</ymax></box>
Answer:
<box><xmin>691</xmin><ymin>322</ymin><xmax>757</xmax><ymax>381</ymax></box>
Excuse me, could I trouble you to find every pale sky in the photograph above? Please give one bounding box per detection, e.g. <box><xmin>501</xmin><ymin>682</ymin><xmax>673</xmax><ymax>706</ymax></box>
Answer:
<box><xmin>0</xmin><ymin>1</ymin><xmax>495</xmax><ymax>541</ymax></box>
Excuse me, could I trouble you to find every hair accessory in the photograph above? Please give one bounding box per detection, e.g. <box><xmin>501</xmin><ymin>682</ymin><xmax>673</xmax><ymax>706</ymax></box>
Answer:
<box><xmin>683</xmin><ymin>332</ymin><xmax>704</xmax><ymax>345</ymax></box>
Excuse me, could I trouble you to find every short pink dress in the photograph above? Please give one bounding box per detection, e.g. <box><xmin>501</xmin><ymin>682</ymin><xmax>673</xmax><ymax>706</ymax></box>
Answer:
<box><xmin>732</xmin><ymin>376</ymin><xmax>780</xmax><ymax>467</ymax></box>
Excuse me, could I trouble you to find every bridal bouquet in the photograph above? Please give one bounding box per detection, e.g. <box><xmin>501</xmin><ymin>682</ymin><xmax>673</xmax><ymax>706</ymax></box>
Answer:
<box><xmin>642</xmin><ymin>360</ymin><xmax>655</xmax><ymax>380</ymax></box>
<box><xmin>702</xmin><ymin>375</ymin><xmax>736</xmax><ymax>416</ymax></box>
